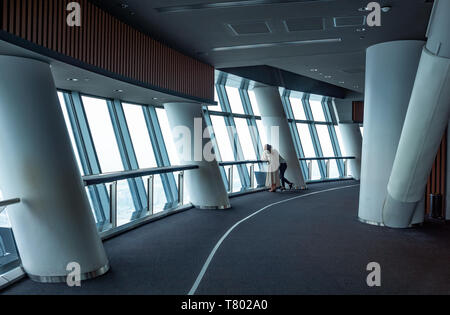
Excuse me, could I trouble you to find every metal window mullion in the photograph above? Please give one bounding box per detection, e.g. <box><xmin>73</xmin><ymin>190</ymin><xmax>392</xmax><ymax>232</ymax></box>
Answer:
<box><xmin>70</xmin><ymin>92</ymin><xmax>109</xmax><ymax>223</ymax></box>
<box><xmin>281</xmin><ymin>89</ymin><xmax>295</xmax><ymax>119</ymax></box>
<box><xmin>144</xmin><ymin>106</ymin><xmax>178</xmax><ymax>206</ymax></box>
<box><xmin>239</xmin><ymin>80</ymin><xmax>253</xmax><ymax>115</ymax></box>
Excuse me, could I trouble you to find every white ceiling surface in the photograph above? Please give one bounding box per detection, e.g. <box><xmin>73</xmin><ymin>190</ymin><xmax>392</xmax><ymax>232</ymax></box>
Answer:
<box><xmin>97</xmin><ymin>0</ymin><xmax>433</xmax><ymax>94</ymax></box>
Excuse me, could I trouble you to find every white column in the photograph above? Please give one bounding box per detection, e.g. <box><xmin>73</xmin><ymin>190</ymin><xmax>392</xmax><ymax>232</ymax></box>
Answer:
<box><xmin>253</xmin><ymin>86</ymin><xmax>306</xmax><ymax>188</ymax></box>
<box><xmin>164</xmin><ymin>102</ymin><xmax>231</xmax><ymax>209</ymax></box>
<box><xmin>338</xmin><ymin>123</ymin><xmax>362</xmax><ymax>180</ymax></box>
<box><xmin>0</xmin><ymin>56</ymin><xmax>109</xmax><ymax>282</ymax></box>
<box><xmin>358</xmin><ymin>41</ymin><xmax>425</xmax><ymax>226</ymax></box>
<box><xmin>383</xmin><ymin>0</ymin><xmax>450</xmax><ymax>228</ymax></box>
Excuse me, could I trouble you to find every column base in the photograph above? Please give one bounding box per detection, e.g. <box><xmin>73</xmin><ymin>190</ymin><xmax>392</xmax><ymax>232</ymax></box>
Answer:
<box><xmin>357</xmin><ymin>217</ymin><xmax>423</xmax><ymax>228</ymax></box>
<box><xmin>195</xmin><ymin>204</ymin><xmax>231</xmax><ymax>210</ymax></box>
<box><xmin>382</xmin><ymin>194</ymin><xmax>423</xmax><ymax>228</ymax></box>
<box><xmin>27</xmin><ymin>263</ymin><xmax>110</xmax><ymax>283</ymax></box>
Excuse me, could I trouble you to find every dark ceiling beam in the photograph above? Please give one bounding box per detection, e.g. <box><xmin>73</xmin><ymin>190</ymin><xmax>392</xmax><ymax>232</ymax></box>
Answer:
<box><xmin>219</xmin><ymin>65</ymin><xmax>353</xmax><ymax>99</ymax></box>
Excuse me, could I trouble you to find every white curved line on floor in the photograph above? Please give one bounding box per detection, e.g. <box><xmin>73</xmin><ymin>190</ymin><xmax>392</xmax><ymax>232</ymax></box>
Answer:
<box><xmin>188</xmin><ymin>184</ymin><xmax>360</xmax><ymax>295</ymax></box>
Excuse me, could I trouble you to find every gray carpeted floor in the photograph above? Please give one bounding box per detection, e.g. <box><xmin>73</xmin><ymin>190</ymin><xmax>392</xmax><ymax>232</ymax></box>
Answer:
<box><xmin>3</xmin><ymin>180</ymin><xmax>450</xmax><ymax>295</ymax></box>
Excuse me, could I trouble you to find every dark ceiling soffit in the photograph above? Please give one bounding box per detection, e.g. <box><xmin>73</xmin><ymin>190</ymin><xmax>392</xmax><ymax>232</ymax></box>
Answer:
<box><xmin>219</xmin><ymin>65</ymin><xmax>350</xmax><ymax>99</ymax></box>
<box><xmin>155</xmin><ymin>0</ymin><xmax>332</xmax><ymax>13</ymax></box>
<box><xmin>88</xmin><ymin>0</ymin><xmax>210</xmax><ymax>65</ymax></box>
<box><xmin>0</xmin><ymin>31</ymin><xmax>217</xmax><ymax>105</ymax></box>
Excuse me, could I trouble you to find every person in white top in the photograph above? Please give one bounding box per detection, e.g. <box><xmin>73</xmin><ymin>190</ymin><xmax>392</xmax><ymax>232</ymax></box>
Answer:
<box><xmin>262</xmin><ymin>144</ymin><xmax>294</xmax><ymax>192</ymax></box>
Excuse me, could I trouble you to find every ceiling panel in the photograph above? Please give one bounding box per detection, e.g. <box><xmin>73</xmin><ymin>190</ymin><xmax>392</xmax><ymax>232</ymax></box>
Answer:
<box><xmin>94</xmin><ymin>0</ymin><xmax>434</xmax><ymax>94</ymax></box>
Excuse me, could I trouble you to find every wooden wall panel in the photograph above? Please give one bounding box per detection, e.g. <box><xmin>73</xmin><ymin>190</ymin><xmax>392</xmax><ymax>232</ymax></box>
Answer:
<box><xmin>0</xmin><ymin>0</ymin><xmax>214</xmax><ymax>101</ymax></box>
<box><xmin>426</xmin><ymin>130</ymin><xmax>447</xmax><ymax>217</ymax></box>
<box><xmin>352</xmin><ymin>101</ymin><xmax>364</xmax><ymax>123</ymax></box>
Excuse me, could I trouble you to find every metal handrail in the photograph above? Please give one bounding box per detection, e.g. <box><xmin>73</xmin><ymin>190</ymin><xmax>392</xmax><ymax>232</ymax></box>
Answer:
<box><xmin>300</xmin><ymin>156</ymin><xmax>355</xmax><ymax>161</ymax></box>
<box><xmin>0</xmin><ymin>198</ymin><xmax>20</xmax><ymax>214</ymax></box>
<box><xmin>219</xmin><ymin>160</ymin><xmax>267</xmax><ymax>166</ymax></box>
<box><xmin>82</xmin><ymin>165</ymin><xmax>199</xmax><ymax>186</ymax></box>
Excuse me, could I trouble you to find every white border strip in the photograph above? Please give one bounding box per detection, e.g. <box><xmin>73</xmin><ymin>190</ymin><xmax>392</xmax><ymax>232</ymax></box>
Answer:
<box><xmin>188</xmin><ymin>184</ymin><xmax>360</xmax><ymax>295</ymax></box>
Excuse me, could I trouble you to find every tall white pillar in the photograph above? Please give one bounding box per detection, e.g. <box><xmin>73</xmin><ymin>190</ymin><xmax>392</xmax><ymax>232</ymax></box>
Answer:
<box><xmin>383</xmin><ymin>0</ymin><xmax>450</xmax><ymax>228</ymax></box>
<box><xmin>358</xmin><ymin>41</ymin><xmax>425</xmax><ymax>226</ymax></box>
<box><xmin>338</xmin><ymin>123</ymin><xmax>362</xmax><ymax>180</ymax></box>
<box><xmin>164</xmin><ymin>102</ymin><xmax>231</xmax><ymax>209</ymax></box>
<box><xmin>253</xmin><ymin>86</ymin><xmax>306</xmax><ymax>188</ymax></box>
<box><xmin>0</xmin><ymin>56</ymin><xmax>109</xmax><ymax>282</ymax></box>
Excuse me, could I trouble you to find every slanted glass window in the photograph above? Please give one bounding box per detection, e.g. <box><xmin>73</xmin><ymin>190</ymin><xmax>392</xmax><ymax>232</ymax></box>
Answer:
<box><xmin>82</xmin><ymin>96</ymin><xmax>134</xmax><ymax>224</ymax></box>
<box><xmin>225</xmin><ymin>86</ymin><xmax>245</xmax><ymax>114</ymax></box>
<box><xmin>0</xmin><ymin>198</ymin><xmax>19</xmax><ymax>272</ymax></box>
<box><xmin>210</xmin><ymin>115</ymin><xmax>235</xmax><ymax>162</ymax></box>
<box><xmin>256</xmin><ymin>120</ymin><xmax>267</xmax><ymax>148</ymax></box>
<box><xmin>335</xmin><ymin>126</ymin><xmax>348</xmax><ymax>156</ymax></box>
<box><xmin>0</xmin><ymin>212</ymin><xmax>10</xmax><ymax>229</ymax></box>
<box><xmin>316</xmin><ymin>125</ymin><xmax>339</xmax><ymax>178</ymax></box>
<box><xmin>234</xmin><ymin>118</ymin><xmax>256</xmax><ymax>160</ymax></box>
<box><xmin>290</xmin><ymin>96</ymin><xmax>307</xmax><ymax>121</ymax></box>
<box><xmin>122</xmin><ymin>103</ymin><xmax>157</xmax><ymax>169</ymax></box>
<box><xmin>155</xmin><ymin>108</ymin><xmax>180</xmax><ymax>165</ymax></box>
<box><xmin>297</xmin><ymin>123</ymin><xmax>320</xmax><ymax>180</ymax></box>
<box><xmin>58</xmin><ymin>92</ymin><xmax>84</xmax><ymax>174</ymax></box>
<box><xmin>83</xmin><ymin>96</ymin><xmax>123</xmax><ymax>173</ymax></box>
<box><xmin>248</xmin><ymin>90</ymin><xmax>261</xmax><ymax>116</ymax></box>
<box><xmin>309</xmin><ymin>96</ymin><xmax>327</xmax><ymax>122</ymax></box>
<box><xmin>122</xmin><ymin>103</ymin><xmax>169</xmax><ymax>214</ymax></box>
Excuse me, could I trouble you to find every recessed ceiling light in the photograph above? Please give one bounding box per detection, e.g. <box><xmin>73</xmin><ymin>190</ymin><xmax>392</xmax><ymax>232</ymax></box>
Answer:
<box><xmin>120</xmin><ymin>3</ymin><xmax>129</xmax><ymax>9</ymax></box>
<box><xmin>358</xmin><ymin>6</ymin><xmax>370</xmax><ymax>12</ymax></box>
<box><xmin>152</xmin><ymin>97</ymin><xmax>158</xmax><ymax>100</ymax></box>
<box><xmin>212</xmin><ymin>38</ymin><xmax>342</xmax><ymax>52</ymax></box>
<box><xmin>324</xmin><ymin>75</ymin><xmax>332</xmax><ymax>79</ymax></box>
<box><xmin>381</xmin><ymin>6</ymin><xmax>392</xmax><ymax>13</ymax></box>
<box><xmin>310</xmin><ymin>68</ymin><xmax>318</xmax><ymax>72</ymax></box>
<box><xmin>356</xmin><ymin>28</ymin><xmax>366</xmax><ymax>32</ymax></box>
<box><xmin>66</xmin><ymin>78</ymin><xmax>79</xmax><ymax>82</ymax></box>
<box><xmin>114</xmin><ymin>89</ymin><xmax>124</xmax><ymax>93</ymax></box>
<box><xmin>339</xmin><ymin>81</ymin><xmax>345</xmax><ymax>84</ymax></box>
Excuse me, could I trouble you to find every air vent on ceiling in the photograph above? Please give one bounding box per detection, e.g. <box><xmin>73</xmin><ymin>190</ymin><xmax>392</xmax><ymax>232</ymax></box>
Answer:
<box><xmin>341</xmin><ymin>68</ymin><xmax>365</xmax><ymax>74</ymax></box>
<box><xmin>333</xmin><ymin>16</ymin><xmax>366</xmax><ymax>28</ymax></box>
<box><xmin>227</xmin><ymin>22</ymin><xmax>272</xmax><ymax>35</ymax></box>
<box><xmin>283</xmin><ymin>17</ymin><xmax>325</xmax><ymax>32</ymax></box>
<box><xmin>155</xmin><ymin>0</ymin><xmax>333</xmax><ymax>13</ymax></box>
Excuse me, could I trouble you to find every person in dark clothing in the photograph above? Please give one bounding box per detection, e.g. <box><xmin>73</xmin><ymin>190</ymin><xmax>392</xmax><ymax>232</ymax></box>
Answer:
<box><xmin>279</xmin><ymin>158</ymin><xmax>294</xmax><ymax>191</ymax></box>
